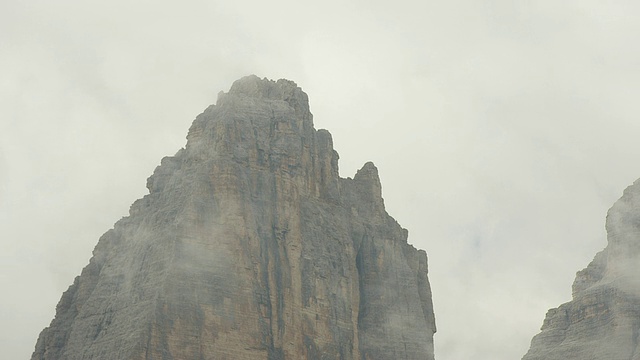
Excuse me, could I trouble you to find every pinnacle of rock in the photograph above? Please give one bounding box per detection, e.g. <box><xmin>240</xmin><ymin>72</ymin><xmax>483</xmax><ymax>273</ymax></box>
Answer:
<box><xmin>32</xmin><ymin>76</ymin><xmax>436</xmax><ymax>360</ymax></box>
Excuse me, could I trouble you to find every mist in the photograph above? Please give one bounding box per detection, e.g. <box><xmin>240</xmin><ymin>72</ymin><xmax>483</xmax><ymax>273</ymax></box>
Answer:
<box><xmin>3</xmin><ymin>1</ymin><xmax>640</xmax><ymax>359</ymax></box>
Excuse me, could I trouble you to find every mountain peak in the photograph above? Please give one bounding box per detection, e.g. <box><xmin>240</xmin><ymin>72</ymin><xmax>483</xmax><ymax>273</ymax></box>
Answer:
<box><xmin>31</xmin><ymin>76</ymin><xmax>435</xmax><ymax>360</ymax></box>
<box><xmin>217</xmin><ymin>75</ymin><xmax>310</xmax><ymax>117</ymax></box>
<box><xmin>227</xmin><ymin>75</ymin><xmax>301</xmax><ymax>98</ymax></box>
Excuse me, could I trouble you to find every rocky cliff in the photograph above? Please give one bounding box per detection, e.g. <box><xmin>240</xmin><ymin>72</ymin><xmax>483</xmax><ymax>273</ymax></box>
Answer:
<box><xmin>32</xmin><ymin>76</ymin><xmax>436</xmax><ymax>360</ymax></box>
<box><xmin>523</xmin><ymin>179</ymin><xmax>640</xmax><ymax>360</ymax></box>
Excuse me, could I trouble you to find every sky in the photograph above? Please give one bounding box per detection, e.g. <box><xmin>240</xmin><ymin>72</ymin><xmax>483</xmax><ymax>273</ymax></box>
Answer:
<box><xmin>2</xmin><ymin>1</ymin><xmax>640</xmax><ymax>359</ymax></box>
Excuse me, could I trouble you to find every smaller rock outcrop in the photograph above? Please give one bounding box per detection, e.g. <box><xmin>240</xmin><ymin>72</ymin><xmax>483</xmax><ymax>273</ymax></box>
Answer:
<box><xmin>523</xmin><ymin>179</ymin><xmax>640</xmax><ymax>360</ymax></box>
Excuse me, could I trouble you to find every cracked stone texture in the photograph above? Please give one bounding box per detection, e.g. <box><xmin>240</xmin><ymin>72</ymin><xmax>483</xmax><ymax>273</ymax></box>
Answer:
<box><xmin>32</xmin><ymin>76</ymin><xmax>436</xmax><ymax>360</ymax></box>
<box><xmin>523</xmin><ymin>178</ymin><xmax>640</xmax><ymax>360</ymax></box>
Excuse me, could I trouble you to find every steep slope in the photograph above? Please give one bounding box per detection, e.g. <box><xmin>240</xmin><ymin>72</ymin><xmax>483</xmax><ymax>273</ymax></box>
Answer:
<box><xmin>523</xmin><ymin>179</ymin><xmax>640</xmax><ymax>360</ymax></box>
<box><xmin>32</xmin><ymin>76</ymin><xmax>436</xmax><ymax>360</ymax></box>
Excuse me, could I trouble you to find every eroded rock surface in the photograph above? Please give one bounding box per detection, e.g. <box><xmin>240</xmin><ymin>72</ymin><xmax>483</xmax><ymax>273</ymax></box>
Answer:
<box><xmin>523</xmin><ymin>179</ymin><xmax>640</xmax><ymax>360</ymax></box>
<box><xmin>32</xmin><ymin>76</ymin><xmax>436</xmax><ymax>360</ymax></box>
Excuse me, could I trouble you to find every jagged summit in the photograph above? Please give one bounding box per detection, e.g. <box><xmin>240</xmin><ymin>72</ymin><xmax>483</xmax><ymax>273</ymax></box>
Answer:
<box><xmin>32</xmin><ymin>76</ymin><xmax>435</xmax><ymax>360</ymax></box>
<box><xmin>217</xmin><ymin>75</ymin><xmax>312</xmax><ymax>128</ymax></box>
<box><xmin>226</xmin><ymin>75</ymin><xmax>306</xmax><ymax>102</ymax></box>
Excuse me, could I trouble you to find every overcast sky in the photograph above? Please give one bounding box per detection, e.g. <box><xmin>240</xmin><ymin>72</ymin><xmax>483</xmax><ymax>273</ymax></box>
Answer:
<box><xmin>2</xmin><ymin>1</ymin><xmax>640</xmax><ymax>359</ymax></box>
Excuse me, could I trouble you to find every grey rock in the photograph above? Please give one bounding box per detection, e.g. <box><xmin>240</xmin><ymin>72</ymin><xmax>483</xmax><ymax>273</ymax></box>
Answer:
<box><xmin>32</xmin><ymin>75</ymin><xmax>436</xmax><ymax>360</ymax></box>
<box><xmin>523</xmin><ymin>178</ymin><xmax>640</xmax><ymax>360</ymax></box>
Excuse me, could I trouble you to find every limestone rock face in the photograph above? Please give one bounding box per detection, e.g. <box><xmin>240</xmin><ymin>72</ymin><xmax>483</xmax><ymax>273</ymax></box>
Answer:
<box><xmin>32</xmin><ymin>76</ymin><xmax>436</xmax><ymax>360</ymax></box>
<box><xmin>523</xmin><ymin>179</ymin><xmax>640</xmax><ymax>360</ymax></box>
